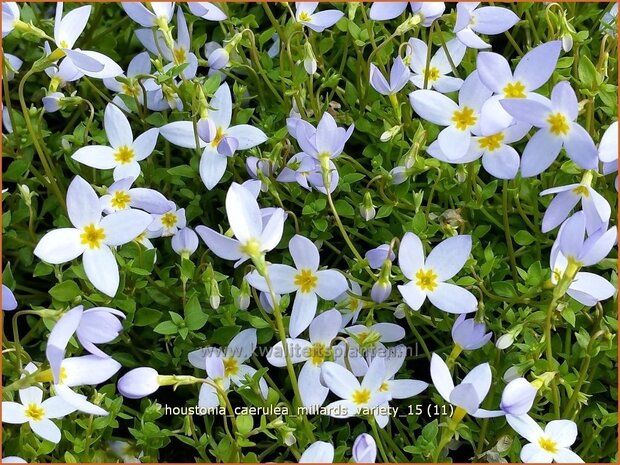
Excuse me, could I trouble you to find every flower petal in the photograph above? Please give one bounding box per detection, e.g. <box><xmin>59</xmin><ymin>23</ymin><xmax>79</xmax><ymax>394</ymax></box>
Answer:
<box><xmin>195</xmin><ymin>226</ymin><xmax>242</xmax><ymax>261</ymax></box>
<box><xmin>200</xmin><ymin>146</ymin><xmax>228</xmax><ymax>190</ymax></box>
<box><xmin>289</xmin><ymin>234</ymin><xmax>320</xmax><ymax>270</ymax></box>
<box><xmin>398</xmin><ymin>281</ymin><xmax>427</xmax><ymax>310</ymax></box>
<box><xmin>425</xmin><ymin>235</ymin><xmax>471</xmax><ymax>281</ymax></box>
<box><xmin>67</xmin><ymin>175</ymin><xmax>103</xmax><ymax>229</ymax></box>
<box><xmin>290</xmin><ymin>292</ymin><xmax>318</xmax><ymax>338</ymax></box>
<box><xmin>398</xmin><ymin>232</ymin><xmax>425</xmax><ymax>279</ymax></box>
<box><xmin>34</xmin><ymin>228</ymin><xmax>85</xmax><ymax>264</ymax></box>
<box><xmin>209</xmin><ymin>83</ymin><xmax>232</xmax><ymax>129</ymax></box>
<box><xmin>160</xmin><ymin>121</ymin><xmax>205</xmax><ymax>149</ymax></box>
<box><xmin>506</xmin><ymin>414</ymin><xmax>544</xmax><ymax>443</ymax></box>
<box><xmin>427</xmin><ymin>282</ymin><xmax>477</xmax><ymax>314</ymax></box>
<box><xmin>309</xmin><ymin>309</ymin><xmax>342</xmax><ymax>344</ymax></box>
<box><xmin>514</xmin><ymin>40</ymin><xmax>562</xmax><ymax>91</ymax></box>
<box><xmin>409</xmin><ymin>90</ymin><xmax>457</xmax><ymax>126</ymax></box>
<box><xmin>520</xmin><ymin>443</ymin><xmax>553</xmax><ymax>463</ymax></box>
<box><xmin>564</xmin><ymin>123</ymin><xmax>598</xmax><ymax>170</ymax></box>
<box><xmin>104</xmin><ymin>103</ymin><xmax>133</xmax><ymax>149</ymax></box>
<box><xmin>226</xmin><ymin>182</ymin><xmax>262</xmax><ymax>243</ymax></box>
<box><xmin>315</xmin><ymin>270</ymin><xmax>348</xmax><ymax>300</ymax></box>
<box><xmin>481</xmin><ymin>144</ymin><xmax>520</xmax><ymax>179</ymax></box>
<box><xmin>30</xmin><ymin>418</ymin><xmax>61</xmax><ymax>444</ymax></box>
<box><xmin>299</xmin><ymin>362</ymin><xmax>329</xmax><ymax>407</ymax></box>
<box><xmin>1</xmin><ymin>402</ymin><xmax>27</xmax><ymax>424</ymax></box>
<box><xmin>476</xmin><ymin>52</ymin><xmax>512</xmax><ymax>93</ymax></box>
<box><xmin>520</xmin><ymin>129</ymin><xmax>563</xmax><ymax>177</ymax></box>
<box><xmin>430</xmin><ymin>353</ymin><xmax>454</xmax><ymax>403</ymax></box>
<box><xmin>101</xmin><ymin>210</ymin><xmax>152</xmax><ymax>246</ymax></box>
<box><xmin>83</xmin><ymin>246</ymin><xmax>119</xmax><ymax>297</ymax></box>
<box><xmin>321</xmin><ymin>361</ymin><xmax>359</xmax><ymax>399</ymax></box>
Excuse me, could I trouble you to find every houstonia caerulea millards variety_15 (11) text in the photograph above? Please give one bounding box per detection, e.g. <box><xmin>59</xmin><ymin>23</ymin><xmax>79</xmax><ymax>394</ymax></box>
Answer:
<box><xmin>1</xmin><ymin>1</ymin><xmax>618</xmax><ymax>463</ymax></box>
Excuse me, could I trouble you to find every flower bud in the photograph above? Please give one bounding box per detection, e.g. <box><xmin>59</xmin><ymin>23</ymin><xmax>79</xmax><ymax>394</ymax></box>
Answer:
<box><xmin>395</xmin><ymin>14</ymin><xmax>422</xmax><ymax>35</ymax></box>
<box><xmin>236</xmin><ymin>279</ymin><xmax>251</xmax><ymax>310</ymax></box>
<box><xmin>196</xmin><ymin>118</ymin><xmax>216</xmax><ymax>143</ymax></box>
<box><xmin>500</xmin><ymin>377</ymin><xmax>537</xmax><ymax>415</ymax></box>
<box><xmin>371</xmin><ymin>279</ymin><xmax>392</xmax><ymax>303</ymax></box>
<box><xmin>207</xmin><ymin>46</ymin><xmax>229</xmax><ymax>70</ymax></box>
<box><xmin>353</xmin><ymin>433</ymin><xmax>377</xmax><ymax>463</ymax></box>
<box><xmin>496</xmin><ymin>333</ymin><xmax>514</xmax><ymax>350</ymax></box>
<box><xmin>171</xmin><ymin>227</ymin><xmax>199</xmax><ymax>258</ymax></box>
<box><xmin>389</xmin><ymin>166</ymin><xmax>408</xmax><ymax>185</ymax></box>
<box><xmin>303</xmin><ymin>42</ymin><xmax>317</xmax><ymax>75</ymax></box>
<box><xmin>360</xmin><ymin>192</ymin><xmax>376</xmax><ymax>221</ymax></box>
<box><xmin>380</xmin><ymin>125</ymin><xmax>401</xmax><ymax>142</ymax></box>
<box><xmin>117</xmin><ymin>367</ymin><xmax>160</xmax><ymax>399</ymax></box>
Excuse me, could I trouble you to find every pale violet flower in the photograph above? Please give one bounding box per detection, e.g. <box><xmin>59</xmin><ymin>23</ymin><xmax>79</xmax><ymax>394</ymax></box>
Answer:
<box><xmin>430</xmin><ymin>353</ymin><xmax>499</xmax><ymax>418</ymax></box>
<box><xmin>171</xmin><ymin>227</ymin><xmax>199</xmax><ymax>257</ymax></box>
<box><xmin>320</xmin><ymin>358</ymin><xmax>390</xmax><ymax>418</ymax></box>
<box><xmin>2</xmin><ymin>364</ymin><xmax>76</xmax><ymax>444</ymax></box>
<box><xmin>299</xmin><ymin>441</ymin><xmax>334</xmax><ymax>463</ymax></box>
<box><xmin>72</xmin><ymin>103</ymin><xmax>159</xmax><ymax>181</ymax></box>
<box><xmin>100</xmin><ymin>177</ymin><xmax>170</xmax><ymax>214</ymax></box>
<box><xmin>501</xmin><ymin>81</ymin><xmax>599</xmax><ymax>176</ymax></box>
<box><xmin>353</xmin><ymin>433</ymin><xmax>377</xmax><ymax>463</ymax></box>
<box><xmin>369</xmin><ymin>57</ymin><xmax>410</xmax><ymax>95</ymax></box>
<box><xmin>476</xmin><ymin>41</ymin><xmax>562</xmax><ymax>134</ymax></box>
<box><xmin>245</xmin><ymin>234</ymin><xmax>348</xmax><ymax>337</ymax></box>
<box><xmin>54</xmin><ymin>4</ymin><xmax>123</xmax><ymax>79</ymax></box>
<box><xmin>267</xmin><ymin>309</ymin><xmax>342</xmax><ymax>407</ymax></box>
<box><xmin>196</xmin><ymin>182</ymin><xmax>286</xmax><ymax>267</ymax></box>
<box><xmin>2</xmin><ymin>285</ymin><xmax>17</xmax><ymax>311</ymax></box>
<box><xmin>550</xmin><ymin>213</ymin><xmax>616</xmax><ymax>306</ymax></box>
<box><xmin>373</xmin><ymin>345</ymin><xmax>428</xmax><ymax>427</ymax></box>
<box><xmin>369</xmin><ymin>2</ymin><xmax>445</xmax><ymax>27</ymax></box>
<box><xmin>451</xmin><ymin>314</ymin><xmax>492</xmax><ymax>350</ymax></box>
<box><xmin>406</xmin><ymin>38</ymin><xmax>466</xmax><ymax>92</ymax></box>
<box><xmin>397</xmin><ymin>232</ymin><xmax>477</xmax><ymax>314</ymax></box>
<box><xmin>365</xmin><ymin>244</ymin><xmax>395</xmax><ymax>270</ymax></box>
<box><xmin>540</xmin><ymin>182</ymin><xmax>611</xmax><ymax>234</ymax></box>
<box><xmin>426</xmin><ymin>122</ymin><xmax>529</xmax><ymax>180</ymax></box>
<box><xmin>276</xmin><ymin>152</ymin><xmax>340</xmax><ymax>194</ymax></box>
<box><xmin>336</xmin><ymin>280</ymin><xmax>364</xmax><ymax>327</ymax></box>
<box><xmin>506</xmin><ymin>415</ymin><xmax>584</xmax><ymax>463</ymax></box>
<box><xmin>410</xmin><ymin>71</ymin><xmax>492</xmax><ymax>160</ymax></box>
<box><xmin>2</xmin><ymin>2</ymin><xmax>19</xmax><ymax>37</ymax></box>
<box><xmin>336</xmin><ymin>323</ymin><xmax>406</xmax><ymax>376</ymax></box>
<box><xmin>454</xmin><ymin>2</ymin><xmax>519</xmax><ymax>49</ymax></box>
<box><xmin>103</xmin><ymin>52</ymin><xmax>151</xmax><ymax>113</ymax></box>
<box><xmin>121</xmin><ymin>2</ymin><xmax>174</xmax><ymax>27</ymax></box>
<box><xmin>290</xmin><ymin>112</ymin><xmax>354</xmax><ymax>164</ymax></box>
<box><xmin>160</xmin><ymin>83</ymin><xmax>268</xmax><ymax>189</ymax></box>
<box><xmin>2</xmin><ymin>457</ymin><xmax>26</xmax><ymax>463</ymax></box>
<box><xmin>147</xmin><ymin>202</ymin><xmax>186</xmax><ymax>237</ymax></box>
<box><xmin>188</xmin><ymin>329</ymin><xmax>268</xmax><ymax>407</ymax></box>
<box><xmin>135</xmin><ymin>9</ymin><xmax>198</xmax><ymax>79</ymax></box>
<box><xmin>500</xmin><ymin>378</ymin><xmax>537</xmax><ymax>416</ymax></box>
<box><xmin>44</xmin><ymin>41</ymin><xmax>82</xmax><ymax>88</ymax></box>
<box><xmin>295</xmin><ymin>3</ymin><xmax>343</xmax><ymax>32</ymax></box>
<box><xmin>188</xmin><ymin>2</ymin><xmax>227</xmax><ymax>21</ymax></box>
<box><xmin>33</xmin><ymin>176</ymin><xmax>152</xmax><ymax>297</ymax></box>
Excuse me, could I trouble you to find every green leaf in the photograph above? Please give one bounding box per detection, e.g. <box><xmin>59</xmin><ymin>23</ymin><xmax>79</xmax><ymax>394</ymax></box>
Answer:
<box><xmin>49</xmin><ymin>280</ymin><xmax>81</xmax><ymax>302</ymax></box>
<box><xmin>514</xmin><ymin>230</ymin><xmax>535</xmax><ymax>246</ymax></box>
<box><xmin>153</xmin><ymin>321</ymin><xmax>178</xmax><ymax>335</ymax></box>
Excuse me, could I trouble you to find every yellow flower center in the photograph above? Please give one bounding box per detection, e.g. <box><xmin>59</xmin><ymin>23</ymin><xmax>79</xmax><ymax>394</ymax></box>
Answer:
<box><xmin>478</xmin><ymin>132</ymin><xmax>505</xmax><ymax>152</ymax></box>
<box><xmin>547</xmin><ymin>112</ymin><xmax>570</xmax><ymax>136</ymax></box>
<box><xmin>552</xmin><ymin>267</ymin><xmax>563</xmax><ymax>283</ymax></box>
<box><xmin>122</xmin><ymin>82</ymin><xmax>141</xmax><ymax>98</ymax></box>
<box><xmin>298</xmin><ymin>11</ymin><xmax>312</xmax><ymax>22</ymax></box>
<box><xmin>211</xmin><ymin>127</ymin><xmax>225</xmax><ymax>147</ymax></box>
<box><xmin>114</xmin><ymin>145</ymin><xmax>135</xmax><ymax>164</ymax></box>
<box><xmin>379</xmin><ymin>381</ymin><xmax>390</xmax><ymax>392</ymax></box>
<box><xmin>538</xmin><ymin>437</ymin><xmax>558</xmax><ymax>454</ymax></box>
<box><xmin>355</xmin><ymin>330</ymin><xmax>381</xmax><ymax>346</ymax></box>
<box><xmin>110</xmin><ymin>190</ymin><xmax>131</xmax><ymax>210</ymax></box>
<box><xmin>424</xmin><ymin>66</ymin><xmax>441</xmax><ymax>83</ymax></box>
<box><xmin>59</xmin><ymin>40</ymin><xmax>69</xmax><ymax>49</ymax></box>
<box><xmin>135</xmin><ymin>232</ymin><xmax>146</xmax><ymax>243</ymax></box>
<box><xmin>80</xmin><ymin>224</ymin><xmax>106</xmax><ymax>249</ymax></box>
<box><xmin>351</xmin><ymin>388</ymin><xmax>371</xmax><ymax>405</ymax></box>
<box><xmin>173</xmin><ymin>47</ymin><xmax>187</xmax><ymax>64</ymax></box>
<box><xmin>572</xmin><ymin>185</ymin><xmax>589</xmax><ymax>197</ymax></box>
<box><xmin>415</xmin><ymin>268</ymin><xmax>438</xmax><ymax>292</ymax></box>
<box><xmin>309</xmin><ymin>342</ymin><xmax>330</xmax><ymax>366</ymax></box>
<box><xmin>59</xmin><ymin>366</ymin><xmax>68</xmax><ymax>384</ymax></box>
<box><xmin>24</xmin><ymin>403</ymin><xmax>45</xmax><ymax>422</ymax></box>
<box><xmin>348</xmin><ymin>297</ymin><xmax>360</xmax><ymax>313</ymax></box>
<box><xmin>239</xmin><ymin>238</ymin><xmax>261</xmax><ymax>257</ymax></box>
<box><xmin>452</xmin><ymin>106</ymin><xmax>477</xmax><ymax>131</ymax></box>
<box><xmin>160</xmin><ymin>212</ymin><xmax>177</xmax><ymax>228</ymax></box>
<box><xmin>294</xmin><ymin>268</ymin><xmax>318</xmax><ymax>293</ymax></box>
<box><xmin>223</xmin><ymin>357</ymin><xmax>239</xmax><ymax>377</ymax></box>
<box><xmin>503</xmin><ymin>81</ymin><xmax>526</xmax><ymax>98</ymax></box>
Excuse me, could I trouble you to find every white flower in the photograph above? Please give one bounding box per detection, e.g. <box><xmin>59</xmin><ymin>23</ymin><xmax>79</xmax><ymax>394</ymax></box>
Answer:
<box><xmin>2</xmin><ymin>364</ymin><xmax>76</xmax><ymax>444</ymax></box>
<box><xmin>507</xmin><ymin>415</ymin><xmax>584</xmax><ymax>463</ymax></box>
<box><xmin>72</xmin><ymin>103</ymin><xmax>159</xmax><ymax>181</ymax></box>
<box><xmin>33</xmin><ymin>176</ymin><xmax>152</xmax><ymax>296</ymax></box>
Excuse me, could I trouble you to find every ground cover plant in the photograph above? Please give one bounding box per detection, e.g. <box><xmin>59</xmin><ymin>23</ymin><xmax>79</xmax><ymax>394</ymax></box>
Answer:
<box><xmin>1</xmin><ymin>1</ymin><xmax>618</xmax><ymax>463</ymax></box>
